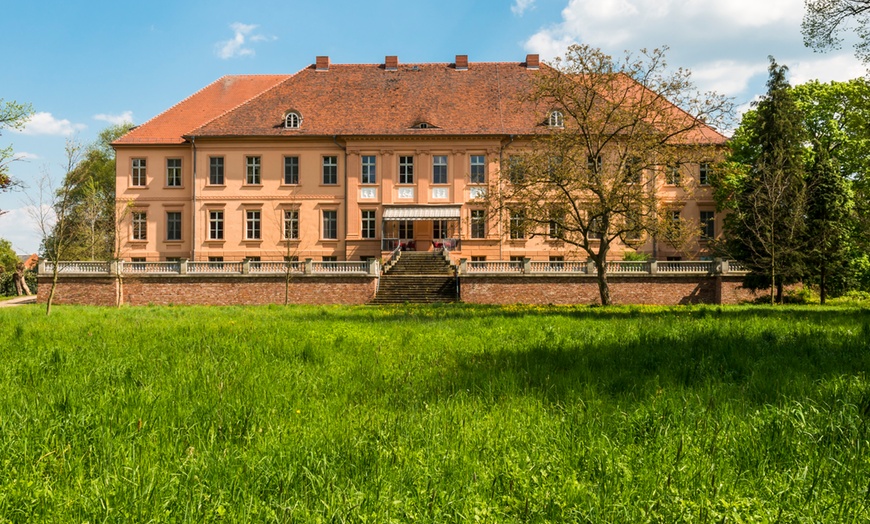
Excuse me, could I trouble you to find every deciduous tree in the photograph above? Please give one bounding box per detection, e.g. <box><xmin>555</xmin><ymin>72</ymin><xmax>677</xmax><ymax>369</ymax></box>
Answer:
<box><xmin>803</xmin><ymin>0</ymin><xmax>870</xmax><ymax>63</ymax></box>
<box><xmin>0</xmin><ymin>99</ymin><xmax>34</xmax><ymax>215</ymax></box>
<box><xmin>490</xmin><ymin>44</ymin><xmax>731</xmax><ymax>305</ymax></box>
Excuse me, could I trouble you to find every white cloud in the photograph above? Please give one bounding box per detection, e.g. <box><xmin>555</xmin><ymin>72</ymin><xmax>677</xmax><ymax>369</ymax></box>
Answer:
<box><xmin>788</xmin><ymin>53</ymin><xmax>867</xmax><ymax>85</ymax></box>
<box><xmin>0</xmin><ymin>205</ymin><xmax>47</xmax><ymax>254</ymax></box>
<box><xmin>511</xmin><ymin>0</ymin><xmax>536</xmax><ymax>16</ymax></box>
<box><xmin>11</xmin><ymin>152</ymin><xmax>39</xmax><ymax>161</ymax></box>
<box><xmin>215</xmin><ymin>23</ymin><xmax>276</xmax><ymax>59</ymax></box>
<box><xmin>691</xmin><ymin>60</ymin><xmax>770</xmax><ymax>97</ymax></box>
<box><xmin>18</xmin><ymin>112</ymin><xmax>86</xmax><ymax>136</ymax></box>
<box><xmin>94</xmin><ymin>111</ymin><xmax>134</xmax><ymax>126</ymax></box>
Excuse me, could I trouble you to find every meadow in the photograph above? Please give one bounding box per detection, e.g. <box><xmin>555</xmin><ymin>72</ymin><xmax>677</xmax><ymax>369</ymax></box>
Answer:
<box><xmin>0</xmin><ymin>304</ymin><xmax>868</xmax><ymax>522</ymax></box>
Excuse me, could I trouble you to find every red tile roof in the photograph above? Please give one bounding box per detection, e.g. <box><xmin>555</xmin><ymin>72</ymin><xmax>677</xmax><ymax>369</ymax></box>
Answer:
<box><xmin>113</xmin><ymin>75</ymin><xmax>290</xmax><ymax>145</ymax></box>
<box><xmin>113</xmin><ymin>60</ymin><xmax>727</xmax><ymax>145</ymax></box>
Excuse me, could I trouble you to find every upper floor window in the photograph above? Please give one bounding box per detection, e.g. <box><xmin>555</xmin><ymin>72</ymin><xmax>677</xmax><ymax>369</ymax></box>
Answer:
<box><xmin>284</xmin><ymin>209</ymin><xmax>299</xmax><ymax>239</ymax></box>
<box><xmin>166</xmin><ymin>158</ymin><xmax>182</xmax><ymax>187</ymax></box>
<box><xmin>665</xmin><ymin>164</ymin><xmax>681</xmax><ymax>185</ymax></box>
<box><xmin>700</xmin><ymin>210</ymin><xmax>715</xmax><ymax>239</ymax></box>
<box><xmin>699</xmin><ymin>162</ymin><xmax>712</xmax><ymax>185</ymax></box>
<box><xmin>284</xmin><ymin>156</ymin><xmax>299</xmax><ymax>185</ymax></box>
<box><xmin>209</xmin><ymin>157</ymin><xmax>224</xmax><ymax>185</ymax></box>
<box><xmin>132</xmin><ymin>211</ymin><xmax>147</xmax><ymax>240</ymax></box>
<box><xmin>246</xmin><ymin>156</ymin><xmax>261</xmax><ymax>185</ymax></box>
<box><xmin>507</xmin><ymin>156</ymin><xmax>525</xmax><ymax>185</ymax></box>
<box><xmin>166</xmin><ymin>211</ymin><xmax>182</xmax><ymax>241</ymax></box>
<box><xmin>399</xmin><ymin>156</ymin><xmax>414</xmax><ymax>184</ymax></box>
<box><xmin>246</xmin><ymin>210</ymin><xmax>261</xmax><ymax>240</ymax></box>
<box><xmin>470</xmin><ymin>155</ymin><xmax>486</xmax><ymax>184</ymax></box>
<box><xmin>587</xmin><ymin>155</ymin><xmax>602</xmax><ymax>172</ymax></box>
<box><xmin>131</xmin><ymin>158</ymin><xmax>147</xmax><ymax>187</ymax></box>
<box><xmin>361</xmin><ymin>155</ymin><xmax>377</xmax><ymax>184</ymax></box>
<box><xmin>322</xmin><ymin>156</ymin><xmax>338</xmax><ymax>185</ymax></box>
<box><xmin>209</xmin><ymin>211</ymin><xmax>224</xmax><ymax>240</ymax></box>
<box><xmin>548</xmin><ymin>110</ymin><xmax>564</xmax><ymax>128</ymax></box>
<box><xmin>284</xmin><ymin>111</ymin><xmax>301</xmax><ymax>129</ymax></box>
<box><xmin>432</xmin><ymin>155</ymin><xmax>448</xmax><ymax>184</ymax></box>
<box><xmin>361</xmin><ymin>210</ymin><xmax>376</xmax><ymax>239</ymax></box>
<box><xmin>322</xmin><ymin>210</ymin><xmax>338</xmax><ymax>239</ymax></box>
<box><xmin>509</xmin><ymin>210</ymin><xmax>526</xmax><ymax>239</ymax></box>
<box><xmin>471</xmin><ymin>209</ymin><xmax>487</xmax><ymax>239</ymax></box>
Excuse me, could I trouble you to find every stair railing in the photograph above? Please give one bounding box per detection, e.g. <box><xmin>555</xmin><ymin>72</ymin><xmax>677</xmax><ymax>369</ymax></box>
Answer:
<box><xmin>383</xmin><ymin>244</ymin><xmax>402</xmax><ymax>274</ymax></box>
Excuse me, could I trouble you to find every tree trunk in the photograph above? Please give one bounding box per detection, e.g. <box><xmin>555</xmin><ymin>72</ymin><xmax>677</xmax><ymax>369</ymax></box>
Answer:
<box><xmin>13</xmin><ymin>267</ymin><xmax>32</xmax><ymax>295</ymax></box>
<box><xmin>819</xmin><ymin>263</ymin><xmax>827</xmax><ymax>305</ymax></box>
<box><xmin>594</xmin><ymin>258</ymin><xmax>612</xmax><ymax>306</ymax></box>
<box><xmin>776</xmin><ymin>281</ymin><xmax>784</xmax><ymax>304</ymax></box>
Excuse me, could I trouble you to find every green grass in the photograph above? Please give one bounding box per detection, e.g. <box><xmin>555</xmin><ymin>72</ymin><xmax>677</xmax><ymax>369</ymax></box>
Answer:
<box><xmin>1</xmin><ymin>304</ymin><xmax>868</xmax><ymax>522</ymax></box>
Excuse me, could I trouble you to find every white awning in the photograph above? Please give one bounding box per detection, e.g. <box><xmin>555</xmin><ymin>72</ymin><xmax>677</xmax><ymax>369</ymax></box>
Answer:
<box><xmin>382</xmin><ymin>206</ymin><xmax>461</xmax><ymax>221</ymax></box>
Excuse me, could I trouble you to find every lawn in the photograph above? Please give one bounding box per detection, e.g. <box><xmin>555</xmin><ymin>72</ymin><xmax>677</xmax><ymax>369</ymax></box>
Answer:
<box><xmin>0</xmin><ymin>304</ymin><xmax>868</xmax><ymax>522</ymax></box>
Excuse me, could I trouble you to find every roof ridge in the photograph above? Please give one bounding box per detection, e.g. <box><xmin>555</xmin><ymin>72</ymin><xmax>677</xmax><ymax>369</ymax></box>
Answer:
<box><xmin>185</xmin><ymin>71</ymin><xmax>303</xmax><ymax>137</ymax></box>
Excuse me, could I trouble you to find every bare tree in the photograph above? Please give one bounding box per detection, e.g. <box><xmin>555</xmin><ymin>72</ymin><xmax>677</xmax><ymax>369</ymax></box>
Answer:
<box><xmin>803</xmin><ymin>0</ymin><xmax>870</xmax><ymax>63</ymax></box>
<box><xmin>489</xmin><ymin>45</ymin><xmax>731</xmax><ymax>305</ymax></box>
<box><xmin>28</xmin><ymin>138</ymin><xmax>83</xmax><ymax>315</ymax></box>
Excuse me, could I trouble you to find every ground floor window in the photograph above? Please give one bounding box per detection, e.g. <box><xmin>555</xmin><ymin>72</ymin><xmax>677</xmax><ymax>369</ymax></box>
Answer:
<box><xmin>323</xmin><ymin>210</ymin><xmax>338</xmax><ymax>240</ymax></box>
<box><xmin>433</xmin><ymin>220</ymin><xmax>448</xmax><ymax>239</ymax></box>
<box><xmin>398</xmin><ymin>220</ymin><xmax>414</xmax><ymax>239</ymax></box>
<box><xmin>361</xmin><ymin>210</ymin><xmax>376</xmax><ymax>239</ymax></box>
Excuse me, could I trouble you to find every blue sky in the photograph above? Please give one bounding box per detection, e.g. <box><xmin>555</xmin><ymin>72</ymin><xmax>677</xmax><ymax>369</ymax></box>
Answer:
<box><xmin>1</xmin><ymin>0</ymin><xmax>864</xmax><ymax>254</ymax></box>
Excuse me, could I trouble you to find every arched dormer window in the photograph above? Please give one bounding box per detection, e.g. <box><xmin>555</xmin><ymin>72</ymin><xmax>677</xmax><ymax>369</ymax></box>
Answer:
<box><xmin>284</xmin><ymin>111</ymin><xmax>302</xmax><ymax>129</ymax></box>
<box><xmin>548</xmin><ymin>110</ymin><xmax>564</xmax><ymax>128</ymax></box>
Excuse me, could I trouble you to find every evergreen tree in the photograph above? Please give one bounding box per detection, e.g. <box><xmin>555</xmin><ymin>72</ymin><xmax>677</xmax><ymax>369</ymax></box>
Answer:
<box><xmin>718</xmin><ymin>58</ymin><xmax>808</xmax><ymax>304</ymax></box>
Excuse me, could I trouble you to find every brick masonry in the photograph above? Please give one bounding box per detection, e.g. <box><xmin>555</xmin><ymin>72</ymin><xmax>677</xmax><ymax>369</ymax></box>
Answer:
<box><xmin>38</xmin><ymin>275</ymin><xmax>378</xmax><ymax>306</ymax></box>
<box><xmin>459</xmin><ymin>275</ymin><xmax>756</xmax><ymax>305</ymax></box>
<box><xmin>38</xmin><ymin>274</ymin><xmax>759</xmax><ymax>306</ymax></box>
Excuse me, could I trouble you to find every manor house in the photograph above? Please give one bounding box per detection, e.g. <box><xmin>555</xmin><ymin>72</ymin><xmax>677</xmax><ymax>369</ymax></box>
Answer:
<box><xmin>112</xmin><ymin>54</ymin><xmax>726</xmax><ymax>265</ymax></box>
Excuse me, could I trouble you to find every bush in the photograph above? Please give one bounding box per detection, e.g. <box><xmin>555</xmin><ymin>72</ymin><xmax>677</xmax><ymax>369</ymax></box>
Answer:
<box><xmin>623</xmin><ymin>251</ymin><xmax>650</xmax><ymax>261</ymax></box>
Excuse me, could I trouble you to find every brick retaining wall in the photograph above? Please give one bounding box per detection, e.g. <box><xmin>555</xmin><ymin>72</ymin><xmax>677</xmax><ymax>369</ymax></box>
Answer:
<box><xmin>460</xmin><ymin>275</ymin><xmax>753</xmax><ymax>305</ymax></box>
<box><xmin>38</xmin><ymin>275</ymin><xmax>378</xmax><ymax>306</ymax></box>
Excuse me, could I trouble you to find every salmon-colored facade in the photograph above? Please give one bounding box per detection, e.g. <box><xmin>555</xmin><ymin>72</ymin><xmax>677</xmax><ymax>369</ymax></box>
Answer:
<box><xmin>114</xmin><ymin>55</ymin><xmax>726</xmax><ymax>263</ymax></box>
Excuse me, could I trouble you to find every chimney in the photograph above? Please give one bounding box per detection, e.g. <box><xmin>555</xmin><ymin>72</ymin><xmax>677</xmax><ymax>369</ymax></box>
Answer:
<box><xmin>315</xmin><ymin>56</ymin><xmax>330</xmax><ymax>72</ymax></box>
<box><xmin>385</xmin><ymin>55</ymin><xmax>398</xmax><ymax>71</ymax></box>
<box><xmin>455</xmin><ymin>54</ymin><xmax>468</xmax><ymax>71</ymax></box>
<box><xmin>525</xmin><ymin>54</ymin><xmax>540</xmax><ymax>70</ymax></box>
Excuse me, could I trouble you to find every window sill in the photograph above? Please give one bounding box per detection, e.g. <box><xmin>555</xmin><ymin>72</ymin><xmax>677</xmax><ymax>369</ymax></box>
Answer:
<box><xmin>205</xmin><ymin>184</ymin><xmax>226</xmax><ymax>188</ymax></box>
<box><xmin>280</xmin><ymin>183</ymin><xmax>300</xmax><ymax>188</ymax></box>
<box><xmin>163</xmin><ymin>186</ymin><xmax>185</xmax><ymax>190</ymax></box>
<box><xmin>129</xmin><ymin>239</ymin><xmax>148</xmax><ymax>244</ymax></box>
<box><xmin>205</xmin><ymin>239</ymin><xmax>225</xmax><ymax>243</ymax></box>
<box><xmin>163</xmin><ymin>240</ymin><xmax>183</xmax><ymax>245</ymax></box>
<box><xmin>242</xmin><ymin>184</ymin><xmax>263</xmax><ymax>188</ymax></box>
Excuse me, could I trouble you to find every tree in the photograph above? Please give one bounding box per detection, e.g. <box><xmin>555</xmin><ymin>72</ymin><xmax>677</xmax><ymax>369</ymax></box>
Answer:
<box><xmin>0</xmin><ymin>99</ymin><xmax>34</xmax><ymax>215</ymax></box>
<box><xmin>490</xmin><ymin>44</ymin><xmax>731</xmax><ymax>305</ymax></box>
<box><xmin>30</xmin><ymin>139</ymin><xmax>83</xmax><ymax>315</ymax></box>
<box><xmin>803</xmin><ymin>0</ymin><xmax>870</xmax><ymax>63</ymax></box>
<box><xmin>0</xmin><ymin>238</ymin><xmax>32</xmax><ymax>296</ymax></box>
<box><xmin>806</xmin><ymin>146</ymin><xmax>853</xmax><ymax>303</ymax></box>
<box><xmin>715</xmin><ymin>59</ymin><xmax>808</xmax><ymax>304</ymax></box>
<box><xmin>50</xmin><ymin>123</ymin><xmax>132</xmax><ymax>260</ymax></box>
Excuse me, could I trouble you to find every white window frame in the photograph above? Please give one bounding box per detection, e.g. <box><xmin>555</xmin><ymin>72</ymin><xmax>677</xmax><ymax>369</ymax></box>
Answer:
<box><xmin>166</xmin><ymin>211</ymin><xmax>182</xmax><ymax>241</ymax></box>
<box><xmin>470</xmin><ymin>155</ymin><xmax>486</xmax><ymax>184</ymax></box>
<box><xmin>283</xmin><ymin>209</ymin><xmax>299</xmax><ymax>240</ymax></box>
<box><xmin>284</xmin><ymin>112</ymin><xmax>301</xmax><ymax>129</ymax></box>
<box><xmin>132</xmin><ymin>211</ymin><xmax>147</xmax><ymax>240</ymax></box>
<box><xmin>166</xmin><ymin>158</ymin><xmax>182</xmax><ymax>187</ymax></box>
<box><xmin>209</xmin><ymin>210</ymin><xmax>224</xmax><ymax>240</ymax></box>
<box><xmin>131</xmin><ymin>158</ymin><xmax>147</xmax><ymax>187</ymax></box>
<box><xmin>246</xmin><ymin>210</ymin><xmax>262</xmax><ymax>240</ymax></box>
<box><xmin>432</xmin><ymin>155</ymin><xmax>448</xmax><ymax>185</ymax></box>
<box><xmin>361</xmin><ymin>155</ymin><xmax>377</xmax><ymax>184</ymax></box>
<box><xmin>284</xmin><ymin>156</ymin><xmax>299</xmax><ymax>185</ymax></box>
<box><xmin>399</xmin><ymin>156</ymin><xmax>414</xmax><ymax>184</ymax></box>
<box><xmin>361</xmin><ymin>210</ymin><xmax>376</xmax><ymax>239</ymax></box>
<box><xmin>209</xmin><ymin>157</ymin><xmax>224</xmax><ymax>185</ymax></box>
<box><xmin>246</xmin><ymin>156</ymin><xmax>261</xmax><ymax>185</ymax></box>
<box><xmin>322</xmin><ymin>209</ymin><xmax>338</xmax><ymax>239</ymax></box>
<box><xmin>322</xmin><ymin>156</ymin><xmax>338</xmax><ymax>185</ymax></box>
<box><xmin>548</xmin><ymin>110</ymin><xmax>564</xmax><ymax>128</ymax></box>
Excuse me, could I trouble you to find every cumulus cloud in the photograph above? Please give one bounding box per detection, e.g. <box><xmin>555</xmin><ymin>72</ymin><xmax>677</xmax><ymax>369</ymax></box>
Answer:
<box><xmin>524</xmin><ymin>0</ymin><xmax>865</xmax><ymax>106</ymax></box>
<box><xmin>0</xmin><ymin>205</ymin><xmax>47</xmax><ymax>254</ymax></box>
<box><xmin>512</xmin><ymin>0</ymin><xmax>536</xmax><ymax>16</ymax></box>
<box><xmin>18</xmin><ymin>112</ymin><xmax>86</xmax><ymax>136</ymax></box>
<box><xmin>215</xmin><ymin>23</ymin><xmax>276</xmax><ymax>59</ymax></box>
<box><xmin>94</xmin><ymin>111</ymin><xmax>134</xmax><ymax>126</ymax></box>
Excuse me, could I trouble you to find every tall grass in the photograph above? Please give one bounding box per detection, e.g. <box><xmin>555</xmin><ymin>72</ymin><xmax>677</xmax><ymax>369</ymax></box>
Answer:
<box><xmin>0</xmin><ymin>304</ymin><xmax>868</xmax><ymax>522</ymax></box>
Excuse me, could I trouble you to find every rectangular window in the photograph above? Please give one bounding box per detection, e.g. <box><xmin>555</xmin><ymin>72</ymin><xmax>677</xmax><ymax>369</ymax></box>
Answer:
<box><xmin>246</xmin><ymin>210</ymin><xmax>261</xmax><ymax>240</ymax></box>
<box><xmin>549</xmin><ymin>255</ymin><xmax>565</xmax><ymax>270</ymax></box>
<box><xmin>361</xmin><ymin>155</ymin><xmax>377</xmax><ymax>184</ymax></box>
<box><xmin>322</xmin><ymin>156</ymin><xmax>338</xmax><ymax>185</ymax></box>
<box><xmin>283</xmin><ymin>209</ymin><xmax>299</xmax><ymax>239</ymax></box>
<box><xmin>131</xmin><ymin>158</ymin><xmax>147</xmax><ymax>187</ymax></box>
<box><xmin>470</xmin><ymin>155</ymin><xmax>486</xmax><ymax>184</ymax></box>
<box><xmin>166</xmin><ymin>211</ymin><xmax>182</xmax><ymax>241</ymax></box>
<box><xmin>322</xmin><ymin>210</ymin><xmax>338</xmax><ymax>239</ymax></box>
<box><xmin>322</xmin><ymin>256</ymin><xmax>338</xmax><ymax>262</ymax></box>
<box><xmin>433</xmin><ymin>220</ymin><xmax>448</xmax><ymax>239</ymax></box>
<box><xmin>587</xmin><ymin>155</ymin><xmax>602</xmax><ymax>171</ymax></box>
<box><xmin>471</xmin><ymin>209</ymin><xmax>486</xmax><ymax>239</ymax></box>
<box><xmin>589</xmin><ymin>217</ymin><xmax>603</xmax><ymax>240</ymax></box>
<box><xmin>361</xmin><ymin>210</ymin><xmax>376</xmax><ymax>239</ymax></box>
<box><xmin>548</xmin><ymin>156</ymin><xmax>563</xmax><ymax>182</ymax></box>
<box><xmin>246</xmin><ymin>156</ymin><xmax>261</xmax><ymax>185</ymax></box>
<box><xmin>132</xmin><ymin>211</ymin><xmax>147</xmax><ymax>240</ymax></box>
<box><xmin>671</xmin><ymin>210</ymin><xmax>681</xmax><ymax>224</ymax></box>
<box><xmin>209</xmin><ymin>211</ymin><xmax>224</xmax><ymax>240</ymax></box>
<box><xmin>284</xmin><ymin>156</ymin><xmax>299</xmax><ymax>185</ymax></box>
<box><xmin>398</xmin><ymin>220</ymin><xmax>414</xmax><ymax>239</ymax></box>
<box><xmin>509</xmin><ymin>210</ymin><xmax>525</xmax><ymax>239</ymax></box>
<box><xmin>166</xmin><ymin>159</ymin><xmax>182</xmax><ymax>187</ymax></box>
<box><xmin>209</xmin><ymin>157</ymin><xmax>224</xmax><ymax>185</ymax></box>
<box><xmin>508</xmin><ymin>156</ymin><xmax>525</xmax><ymax>184</ymax></box>
<box><xmin>549</xmin><ymin>214</ymin><xmax>563</xmax><ymax>239</ymax></box>
<box><xmin>399</xmin><ymin>156</ymin><xmax>414</xmax><ymax>184</ymax></box>
<box><xmin>432</xmin><ymin>155</ymin><xmax>448</xmax><ymax>184</ymax></box>
<box><xmin>700</xmin><ymin>211</ymin><xmax>715</xmax><ymax>239</ymax></box>
<box><xmin>625</xmin><ymin>157</ymin><xmax>642</xmax><ymax>183</ymax></box>
<box><xmin>699</xmin><ymin>162</ymin><xmax>712</xmax><ymax>185</ymax></box>
<box><xmin>665</xmin><ymin>164</ymin><xmax>680</xmax><ymax>185</ymax></box>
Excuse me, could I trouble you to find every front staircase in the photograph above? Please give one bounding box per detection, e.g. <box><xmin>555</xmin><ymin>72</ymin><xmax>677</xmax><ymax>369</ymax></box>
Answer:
<box><xmin>370</xmin><ymin>251</ymin><xmax>458</xmax><ymax>304</ymax></box>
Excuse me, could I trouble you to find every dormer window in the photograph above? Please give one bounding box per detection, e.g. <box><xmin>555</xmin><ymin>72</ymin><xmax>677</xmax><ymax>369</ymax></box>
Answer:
<box><xmin>284</xmin><ymin>111</ymin><xmax>302</xmax><ymax>129</ymax></box>
<box><xmin>411</xmin><ymin>121</ymin><xmax>439</xmax><ymax>130</ymax></box>
<box><xmin>548</xmin><ymin>110</ymin><xmax>564</xmax><ymax>128</ymax></box>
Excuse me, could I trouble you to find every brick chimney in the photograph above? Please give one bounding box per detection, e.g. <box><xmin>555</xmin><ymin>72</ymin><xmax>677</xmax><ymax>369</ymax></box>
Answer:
<box><xmin>455</xmin><ymin>54</ymin><xmax>468</xmax><ymax>71</ymax></box>
<box><xmin>315</xmin><ymin>56</ymin><xmax>330</xmax><ymax>72</ymax></box>
<box><xmin>385</xmin><ymin>55</ymin><xmax>398</xmax><ymax>71</ymax></box>
<box><xmin>525</xmin><ymin>54</ymin><xmax>540</xmax><ymax>70</ymax></box>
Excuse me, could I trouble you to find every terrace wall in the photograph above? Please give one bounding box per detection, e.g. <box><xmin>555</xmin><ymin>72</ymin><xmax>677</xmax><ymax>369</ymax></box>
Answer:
<box><xmin>37</xmin><ymin>275</ymin><xmax>378</xmax><ymax>306</ymax></box>
<box><xmin>459</xmin><ymin>275</ymin><xmax>752</xmax><ymax>305</ymax></box>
